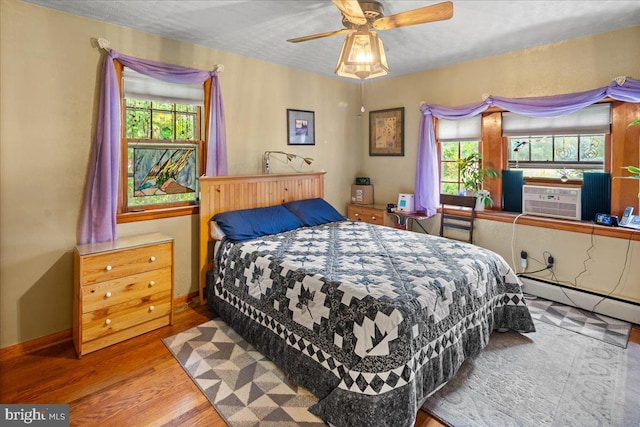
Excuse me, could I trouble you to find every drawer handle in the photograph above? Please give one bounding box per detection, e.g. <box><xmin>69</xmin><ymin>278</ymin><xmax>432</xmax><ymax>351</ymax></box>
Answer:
<box><xmin>105</xmin><ymin>319</ymin><xmax>111</xmax><ymax>326</ymax></box>
<box><xmin>105</xmin><ymin>265</ymin><xmax>112</xmax><ymax>271</ymax></box>
<box><xmin>149</xmin><ymin>256</ymin><xmax>156</xmax><ymax>262</ymax></box>
<box><xmin>149</xmin><ymin>281</ymin><xmax>156</xmax><ymax>287</ymax></box>
<box><xmin>354</xmin><ymin>213</ymin><xmax>360</xmax><ymax>217</ymax></box>
<box><xmin>105</xmin><ymin>291</ymin><xmax>112</xmax><ymax>298</ymax></box>
<box><xmin>149</xmin><ymin>305</ymin><xmax>155</xmax><ymax>312</ymax></box>
<box><xmin>371</xmin><ymin>216</ymin><xmax>377</xmax><ymax>220</ymax></box>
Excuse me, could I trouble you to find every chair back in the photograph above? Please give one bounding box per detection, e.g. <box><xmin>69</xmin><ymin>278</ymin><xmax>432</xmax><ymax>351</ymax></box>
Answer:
<box><xmin>439</xmin><ymin>194</ymin><xmax>477</xmax><ymax>243</ymax></box>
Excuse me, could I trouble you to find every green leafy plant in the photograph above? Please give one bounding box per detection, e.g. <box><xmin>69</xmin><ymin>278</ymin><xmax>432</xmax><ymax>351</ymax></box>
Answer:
<box><xmin>456</xmin><ymin>152</ymin><xmax>500</xmax><ymax>207</ymax></box>
<box><xmin>622</xmin><ymin>119</ymin><xmax>640</xmax><ymax>197</ymax></box>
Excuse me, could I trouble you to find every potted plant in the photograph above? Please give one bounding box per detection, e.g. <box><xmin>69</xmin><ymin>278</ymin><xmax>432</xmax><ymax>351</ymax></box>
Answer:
<box><xmin>456</xmin><ymin>152</ymin><xmax>500</xmax><ymax>210</ymax></box>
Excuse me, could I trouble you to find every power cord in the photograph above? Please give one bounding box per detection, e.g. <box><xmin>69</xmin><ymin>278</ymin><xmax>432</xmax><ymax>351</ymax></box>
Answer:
<box><xmin>571</xmin><ymin>224</ymin><xmax>595</xmax><ymax>287</ymax></box>
<box><xmin>510</xmin><ymin>209</ymin><xmax>636</xmax><ymax>315</ymax></box>
<box><xmin>510</xmin><ymin>213</ymin><xmax>526</xmax><ymax>273</ymax></box>
<box><xmin>590</xmin><ymin>228</ymin><xmax>635</xmax><ymax>312</ymax></box>
<box><xmin>523</xmin><ymin>266</ymin><xmax>552</xmax><ymax>275</ymax></box>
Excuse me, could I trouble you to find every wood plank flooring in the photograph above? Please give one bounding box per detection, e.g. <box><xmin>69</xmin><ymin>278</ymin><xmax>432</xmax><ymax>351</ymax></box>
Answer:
<box><xmin>1</xmin><ymin>299</ymin><xmax>638</xmax><ymax>427</ymax></box>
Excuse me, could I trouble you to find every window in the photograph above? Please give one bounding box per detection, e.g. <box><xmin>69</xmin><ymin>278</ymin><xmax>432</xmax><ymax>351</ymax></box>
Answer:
<box><xmin>440</xmin><ymin>141</ymin><xmax>480</xmax><ymax>194</ymax></box>
<box><xmin>124</xmin><ymin>99</ymin><xmax>201</xmax><ymax>210</ymax></box>
<box><xmin>503</xmin><ymin>104</ymin><xmax>610</xmax><ymax>180</ymax></box>
<box><xmin>507</xmin><ymin>134</ymin><xmax>605</xmax><ymax>180</ymax></box>
<box><xmin>120</xmin><ymin>67</ymin><xmax>205</xmax><ymax>216</ymax></box>
<box><xmin>438</xmin><ymin>116</ymin><xmax>482</xmax><ymax>194</ymax></box>
<box><xmin>435</xmin><ymin>101</ymin><xmax>635</xmax><ymax>218</ymax></box>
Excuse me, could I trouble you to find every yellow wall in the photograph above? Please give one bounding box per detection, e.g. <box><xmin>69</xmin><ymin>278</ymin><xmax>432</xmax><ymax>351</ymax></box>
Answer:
<box><xmin>0</xmin><ymin>0</ymin><xmax>361</xmax><ymax>347</ymax></box>
<box><xmin>361</xmin><ymin>26</ymin><xmax>640</xmax><ymax>304</ymax></box>
<box><xmin>1</xmin><ymin>0</ymin><xmax>638</xmax><ymax>348</ymax></box>
<box><xmin>361</xmin><ymin>25</ymin><xmax>640</xmax><ymax>204</ymax></box>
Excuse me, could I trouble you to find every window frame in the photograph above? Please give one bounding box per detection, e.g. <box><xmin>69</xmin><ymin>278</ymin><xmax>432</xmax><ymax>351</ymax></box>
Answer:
<box><xmin>474</xmin><ymin>101</ymin><xmax>636</xmax><ymax>218</ymax></box>
<box><xmin>438</xmin><ymin>139</ymin><xmax>482</xmax><ymax>195</ymax></box>
<box><xmin>114</xmin><ymin>61</ymin><xmax>207</xmax><ymax>223</ymax></box>
<box><xmin>505</xmin><ymin>133</ymin><xmax>608</xmax><ymax>180</ymax></box>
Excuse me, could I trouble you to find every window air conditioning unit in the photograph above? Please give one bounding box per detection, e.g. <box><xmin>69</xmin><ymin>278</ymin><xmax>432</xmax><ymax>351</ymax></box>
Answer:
<box><xmin>522</xmin><ymin>185</ymin><xmax>582</xmax><ymax>221</ymax></box>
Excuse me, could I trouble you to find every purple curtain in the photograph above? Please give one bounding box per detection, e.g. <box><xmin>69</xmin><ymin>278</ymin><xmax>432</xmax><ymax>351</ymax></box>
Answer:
<box><xmin>78</xmin><ymin>49</ymin><xmax>228</xmax><ymax>244</ymax></box>
<box><xmin>78</xmin><ymin>55</ymin><xmax>121</xmax><ymax>244</ymax></box>
<box><xmin>206</xmin><ymin>73</ymin><xmax>228</xmax><ymax>176</ymax></box>
<box><xmin>415</xmin><ymin>77</ymin><xmax>640</xmax><ymax>215</ymax></box>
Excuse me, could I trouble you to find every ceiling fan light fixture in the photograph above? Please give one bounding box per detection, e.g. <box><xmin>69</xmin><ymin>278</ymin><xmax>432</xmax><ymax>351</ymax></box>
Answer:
<box><xmin>335</xmin><ymin>29</ymin><xmax>388</xmax><ymax>80</ymax></box>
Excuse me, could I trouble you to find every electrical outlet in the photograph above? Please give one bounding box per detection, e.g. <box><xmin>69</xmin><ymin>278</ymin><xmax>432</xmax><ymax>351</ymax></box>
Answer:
<box><xmin>520</xmin><ymin>250</ymin><xmax>528</xmax><ymax>270</ymax></box>
<box><xmin>547</xmin><ymin>255</ymin><xmax>554</xmax><ymax>268</ymax></box>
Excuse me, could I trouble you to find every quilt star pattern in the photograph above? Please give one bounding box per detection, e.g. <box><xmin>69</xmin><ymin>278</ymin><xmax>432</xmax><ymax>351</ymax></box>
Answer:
<box><xmin>208</xmin><ymin>220</ymin><xmax>535</xmax><ymax>427</ymax></box>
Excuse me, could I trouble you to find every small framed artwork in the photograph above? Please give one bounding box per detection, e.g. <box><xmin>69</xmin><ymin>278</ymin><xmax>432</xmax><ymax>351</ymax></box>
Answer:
<box><xmin>287</xmin><ymin>109</ymin><xmax>315</xmax><ymax>145</ymax></box>
<box><xmin>369</xmin><ymin>107</ymin><xmax>404</xmax><ymax>156</ymax></box>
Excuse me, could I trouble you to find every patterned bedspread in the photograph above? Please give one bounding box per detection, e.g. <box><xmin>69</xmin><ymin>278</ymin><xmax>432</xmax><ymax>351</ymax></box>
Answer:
<box><xmin>207</xmin><ymin>220</ymin><xmax>535</xmax><ymax>427</ymax></box>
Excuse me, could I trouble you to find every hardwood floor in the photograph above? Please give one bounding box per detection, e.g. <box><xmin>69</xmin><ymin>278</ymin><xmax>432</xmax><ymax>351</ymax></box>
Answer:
<box><xmin>1</xmin><ymin>300</ymin><xmax>638</xmax><ymax>427</ymax></box>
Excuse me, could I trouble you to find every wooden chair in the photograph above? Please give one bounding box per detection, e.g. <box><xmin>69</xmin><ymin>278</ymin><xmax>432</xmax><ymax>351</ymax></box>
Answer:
<box><xmin>439</xmin><ymin>194</ymin><xmax>477</xmax><ymax>243</ymax></box>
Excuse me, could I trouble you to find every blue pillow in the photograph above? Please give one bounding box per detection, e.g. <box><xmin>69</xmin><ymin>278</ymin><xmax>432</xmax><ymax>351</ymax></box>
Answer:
<box><xmin>283</xmin><ymin>198</ymin><xmax>345</xmax><ymax>227</ymax></box>
<box><xmin>212</xmin><ymin>205</ymin><xmax>304</xmax><ymax>241</ymax></box>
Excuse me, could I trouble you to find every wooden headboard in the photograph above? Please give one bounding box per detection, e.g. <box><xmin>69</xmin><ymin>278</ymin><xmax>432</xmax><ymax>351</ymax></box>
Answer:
<box><xmin>198</xmin><ymin>172</ymin><xmax>326</xmax><ymax>303</ymax></box>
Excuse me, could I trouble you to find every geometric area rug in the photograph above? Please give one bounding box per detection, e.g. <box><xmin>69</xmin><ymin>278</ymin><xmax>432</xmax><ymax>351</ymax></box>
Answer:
<box><xmin>164</xmin><ymin>317</ymin><xmax>640</xmax><ymax>427</ymax></box>
<box><xmin>524</xmin><ymin>294</ymin><xmax>632</xmax><ymax>348</ymax></box>
<box><xmin>163</xmin><ymin>319</ymin><xmax>325</xmax><ymax>426</ymax></box>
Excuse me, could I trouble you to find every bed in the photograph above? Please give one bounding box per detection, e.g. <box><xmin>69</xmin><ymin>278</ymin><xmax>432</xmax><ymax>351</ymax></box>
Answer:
<box><xmin>198</xmin><ymin>172</ymin><xmax>535</xmax><ymax>427</ymax></box>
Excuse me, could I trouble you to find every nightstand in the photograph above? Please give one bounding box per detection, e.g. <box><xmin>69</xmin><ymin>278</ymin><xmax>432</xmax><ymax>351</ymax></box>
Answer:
<box><xmin>73</xmin><ymin>233</ymin><xmax>174</xmax><ymax>357</ymax></box>
<box><xmin>346</xmin><ymin>204</ymin><xmax>393</xmax><ymax>226</ymax></box>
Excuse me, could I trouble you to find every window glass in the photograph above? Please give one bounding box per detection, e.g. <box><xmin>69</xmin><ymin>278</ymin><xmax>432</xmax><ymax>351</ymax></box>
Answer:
<box><xmin>127</xmin><ymin>142</ymin><xmax>198</xmax><ymax>209</ymax></box>
<box><xmin>440</xmin><ymin>140</ymin><xmax>479</xmax><ymax>195</ymax></box>
<box><xmin>124</xmin><ymin>99</ymin><xmax>200</xmax><ymax>211</ymax></box>
<box><xmin>508</xmin><ymin>134</ymin><xmax>604</xmax><ymax>179</ymax></box>
<box><xmin>579</xmin><ymin>135</ymin><xmax>605</xmax><ymax>162</ymax></box>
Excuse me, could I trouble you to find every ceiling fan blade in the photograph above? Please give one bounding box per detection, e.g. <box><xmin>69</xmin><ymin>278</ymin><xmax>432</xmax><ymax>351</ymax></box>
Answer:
<box><xmin>332</xmin><ymin>0</ymin><xmax>367</xmax><ymax>26</ymax></box>
<box><xmin>287</xmin><ymin>28</ymin><xmax>351</xmax><ymax>43</ymax></box>
<box><xmin>372</xmin><ymin>1</ymin><xmax>453</xmax><ymax>30</ymax></box>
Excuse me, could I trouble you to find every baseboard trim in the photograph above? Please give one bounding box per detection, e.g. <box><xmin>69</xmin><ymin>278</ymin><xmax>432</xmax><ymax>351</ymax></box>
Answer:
<box><xmin>0</xmin><ymin>291</ymin><xmax>201</xmax><ymax>361</ymax></box>
<box><xmin>0</xmin><ymin>329</ymin><xmax>72</xmax><ymax>363</ymax></box>
<box><xmin>174</xmin><ymin>291</ymin><xmax>199</xmax><ymax>309</ymax></box>
<box><xmin>521</xmin><ymin>276</ymin><xmax>640</xmax><ymax>325</ymax></box>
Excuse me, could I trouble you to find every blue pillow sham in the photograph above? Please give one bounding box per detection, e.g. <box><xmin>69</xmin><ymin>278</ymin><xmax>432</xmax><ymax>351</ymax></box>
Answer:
<box><xmin>283</xmin><ymin>198</ymin><xmax>345</xmax><ymax>227</ymax></box>
<box><xmin>212</xmin><ymin>205</ymin><xmax>304</xmax><ymax>242</ymax></box>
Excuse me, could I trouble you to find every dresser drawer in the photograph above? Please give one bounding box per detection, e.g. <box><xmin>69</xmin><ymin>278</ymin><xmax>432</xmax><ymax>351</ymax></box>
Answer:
<box><xmin>79</xmin><ymin>242</ymin><xmax>172</xmax><ymax>286</ymax></box>
<box><xmin>81</xmin><ymin>267</ymin><xmax>172</xmax><ymax>313</ymax></box>
<box><xmin>347</xmin><ymin>205</ymin><xmax>385</xmax><ymax>226</ymax></box>
<box><xmin>81</xmin><ymin>291</ymin><xmax>171</xmax><ymax>343</ymax></box>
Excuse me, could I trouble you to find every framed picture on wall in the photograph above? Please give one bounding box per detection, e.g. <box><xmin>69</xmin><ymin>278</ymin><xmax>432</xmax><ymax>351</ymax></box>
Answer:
<box><xmin>287</xmin><ymin>109</ymin><xmax>315</xmax><ymax>145</ymax></box>
<box><xmin>369</xmin><ymin>107</ymin><xmax>404</xmax><ymax>156</ymax></box>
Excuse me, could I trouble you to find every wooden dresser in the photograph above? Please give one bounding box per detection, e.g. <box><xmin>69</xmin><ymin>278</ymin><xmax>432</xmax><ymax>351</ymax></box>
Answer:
<box><xmin>346</xmin><ymin>204</ymin><xmax>392</xmax><ymax>227</ymax></box>
<box><xmin>73</xmin><ymin>233</ymin><xmax>174</xmax><ymax>357</ymax></box>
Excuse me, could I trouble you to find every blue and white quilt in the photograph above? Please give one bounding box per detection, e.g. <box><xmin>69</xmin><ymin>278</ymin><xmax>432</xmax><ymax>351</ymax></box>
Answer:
<box><xmin>207</xmin><ymin>220</ymin><xmax>535</xmax><ymax>427</ymax></box>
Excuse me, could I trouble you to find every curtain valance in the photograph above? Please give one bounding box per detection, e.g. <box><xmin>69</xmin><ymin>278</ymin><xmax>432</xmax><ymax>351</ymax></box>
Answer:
<box><xmin>78</xmin><ymin>49</ymin><xmax>228</xmax><ymax>244</ymax></box>
<box><xmin>415</xmin><ymin>77</ymin><xmax>640</xmax><ymax>216</ymax></box>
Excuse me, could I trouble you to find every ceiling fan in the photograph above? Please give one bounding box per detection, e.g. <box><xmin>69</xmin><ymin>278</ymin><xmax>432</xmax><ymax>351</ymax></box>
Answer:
<box><xmin>287</xmin><ymin>0</ymin><xmax>454</xmax><ymax>79</ymax></box>
<box><xmin>287</xmin><ymin>0</ymin><xmax>454</xmax><ymax>44</ymax></box>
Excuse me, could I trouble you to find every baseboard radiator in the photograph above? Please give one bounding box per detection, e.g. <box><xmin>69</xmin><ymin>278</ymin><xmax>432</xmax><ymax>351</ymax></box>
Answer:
<box><xmin>520</xmin><ymin>276</ymin><xmax>640</xmax><ymax>325</ymax></box>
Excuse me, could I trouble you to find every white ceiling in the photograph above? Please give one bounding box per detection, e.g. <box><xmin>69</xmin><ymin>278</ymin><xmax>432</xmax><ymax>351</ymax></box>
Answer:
<box><xmin>22</xmin><ymin>0</ymin><xmax>640</xmax><ymax>80</ymax></box>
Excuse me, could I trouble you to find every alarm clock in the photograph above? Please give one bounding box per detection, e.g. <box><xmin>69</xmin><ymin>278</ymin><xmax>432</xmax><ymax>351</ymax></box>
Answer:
<box><xmin>355</xmin><ymin>177</ymin><xmax>370</xmax><ymax>185</ymax></box>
